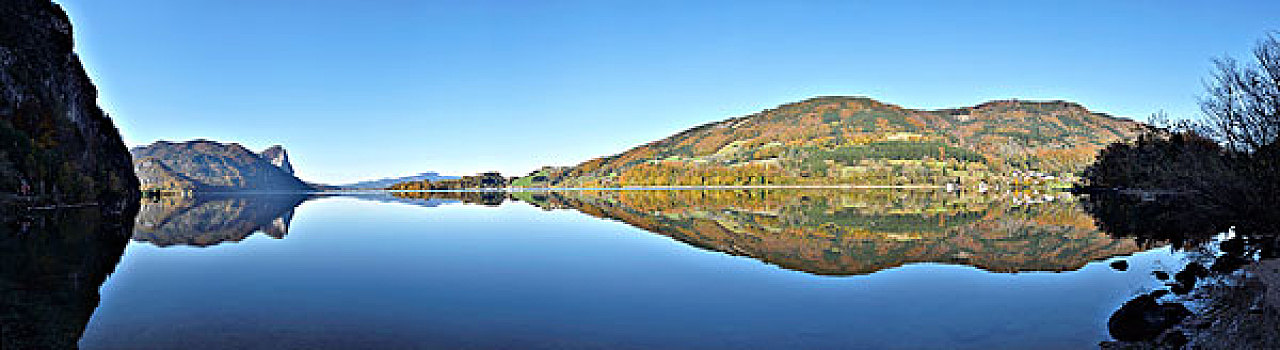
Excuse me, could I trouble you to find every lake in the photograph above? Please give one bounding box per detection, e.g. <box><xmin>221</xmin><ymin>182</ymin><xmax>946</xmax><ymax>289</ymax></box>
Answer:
<box><xmin>27</xmin><ymin>190</ymin><xmax>1183</xmax><ymax>348</ymax></box>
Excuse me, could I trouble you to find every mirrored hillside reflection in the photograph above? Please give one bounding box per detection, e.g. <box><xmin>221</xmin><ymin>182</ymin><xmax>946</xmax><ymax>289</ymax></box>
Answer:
<box><xmin>132</xmin><ymin>193</ymin><xmax>311</xmax><ymax>247</ymax></box>
<box><xmin>0</xmin><ymin>206</ymin><xmax>137</xmax><ymax>349</ymax></box>
<box><xmin>393</xmin><ymin>189</ymin><xmax>1145</xmax><ymax>276</ymax></box>
<box><xmin>142</xmin><ymin>190</ymin><xmax>1150</xmax><ymax>275</ymax></box>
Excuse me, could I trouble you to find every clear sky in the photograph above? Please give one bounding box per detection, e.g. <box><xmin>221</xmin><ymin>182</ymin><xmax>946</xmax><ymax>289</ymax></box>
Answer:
<box><xmin>57</xmin><ymin>0</ymin><xmax>1280</xmax><ymax>184</ymax></box>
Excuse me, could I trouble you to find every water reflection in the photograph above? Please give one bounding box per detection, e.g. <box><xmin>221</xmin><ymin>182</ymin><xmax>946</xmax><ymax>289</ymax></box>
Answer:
<box><xmin>134</xmin><ymin>190</ymin><xmax>1142</xmax><ymax>276</ymax></box>
<box><xmin>394</xmin><ymin>189</ymin><xmax>1142</xmax><ymax>275</ymax></box>
<box><xmin>1082</xmin><ymin>192</ymin><xmax>1280</xmax><ymax>344</ymax></box>
<box><xmin>0</xmin><ymin>205</ymin><xmax>137</xmax><ymax>348</ymax></box>
<box><xmin>77</xmin><ymin>190</ymin><xmax>1179</xmax><ymax>348</ymax></box>
<box><xmin>2</xmin><ymin>190</ymin><xmax>1231</xmax><ymax>348</ymax></box>
<box><xmin>132</xmin><ymin>193</ymin><xmax>310</xmax><ymax>247</ymax></box>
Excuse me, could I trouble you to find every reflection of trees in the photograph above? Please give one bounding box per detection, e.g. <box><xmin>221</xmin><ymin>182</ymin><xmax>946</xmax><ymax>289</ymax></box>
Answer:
<box><xmin>132</xmin><ymin>194</ymin><xmax>309</xmax><ymax>247</ymax></box>
<box><xmin>0</xmin><ymin>204</ymin><xmax>137</xmax><ymax>348</ymax></box>
<box><xmin>1084</xmin><ymin>192</ymin><xmax>1280</xmax><ymax>345</ymax></box>
<box><xmin>516</xmin><ymin>189</ymin><xmax>1139</xmax><ymax>276</ymax></box>
<box><xmin>1084</xmin><ymin>193</ymin><xmax>1279</xmax><ymax>273</ymax></box>
<box><xmin>390</xmin><ymin>191</ymin><xmax>508</xmax><ymax>206</ymax></box>
<box><xmin>386</xmin><ymin>189</ymin><xmax>1147</xmax><ymax>275</ymax></box>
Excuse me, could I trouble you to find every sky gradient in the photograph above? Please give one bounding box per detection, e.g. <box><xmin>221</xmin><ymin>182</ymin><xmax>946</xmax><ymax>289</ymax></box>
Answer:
<box><xmin>57</xmin><ymin>0</ymin><xmax>1280</xmax><ymax>184</ymax></box>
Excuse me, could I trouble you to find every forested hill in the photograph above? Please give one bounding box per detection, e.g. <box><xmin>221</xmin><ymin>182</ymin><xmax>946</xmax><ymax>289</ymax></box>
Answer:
<box><xmin>526</xmin><ymin>96</ymin><xmax>1142</xmax><ymax>187</ymax></box>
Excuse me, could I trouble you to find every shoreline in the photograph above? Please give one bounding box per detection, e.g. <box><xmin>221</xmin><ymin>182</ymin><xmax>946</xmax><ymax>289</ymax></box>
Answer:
<box><xmin>139</xmin><ymin>184</ymin><xmax>1084</xmax><ymax>196</ymax></box>
<box><xmin>320</xmin><ymin>185</ymin><xmax>951</xmax><ymax>193</ymax></box>
<box><xmin>501</xmin><ymin>185</ymin><xmax>948</xmax><ymax>191</ymax></box>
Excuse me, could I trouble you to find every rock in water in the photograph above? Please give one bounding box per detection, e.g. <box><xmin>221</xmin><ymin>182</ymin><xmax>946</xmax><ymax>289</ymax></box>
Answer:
<box><xmin>1153</xmin><ymin>271</ymin><xmax>1170</xmax><ymax>280</ymax></box>
<box><xmin>1108</xmin><ymin>292</ymin><xmax>1192</xmax><ymax>341</ymax></box>
<box><xmin>0</xmin><ymin>0</ymin><xmax>140</xmax><ymax>211</ymax></box>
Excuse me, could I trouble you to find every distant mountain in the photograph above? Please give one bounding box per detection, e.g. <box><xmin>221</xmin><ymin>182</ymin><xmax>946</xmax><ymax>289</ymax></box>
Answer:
<box><xmin>131</xmin><ymin>140</ymin><xmax>316</xmax><ymax>192</ymax></box>
<box><xmin>341</xmin><ymin>172</ymin><xmax>459</xmax><ymax>189</ymax></box>
<box><xmin>522</xmin><ymin>96</ymin><xmax>1142</xmax><ymax>187</ymax></box>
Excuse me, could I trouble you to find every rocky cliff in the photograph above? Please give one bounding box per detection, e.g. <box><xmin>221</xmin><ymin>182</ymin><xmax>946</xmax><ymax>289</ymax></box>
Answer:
<box><xmin>131</xmin><ymin>140</ymin><xmax>315</xmax><ymax>192</ymax></box>
<box><xmin>259</xmin><ymin>145</ymin><xmax>294</xmax><ymax>175</ymax></box>
<box><xmin>0</xmin><ymin>2</ymin><xmax>140</xmax><ymax>346</ymax></box>
<box><xmin>0</xmin><ymin>0</ymin><xmax>139</xmax><ymax>211</ymax></box>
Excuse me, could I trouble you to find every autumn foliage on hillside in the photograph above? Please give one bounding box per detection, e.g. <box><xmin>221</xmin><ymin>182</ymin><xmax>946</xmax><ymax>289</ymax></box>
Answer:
<box><xmin>528</xmin><ymin>97</ymin><xmax>1140</xmax><ymax>187</ymax></box>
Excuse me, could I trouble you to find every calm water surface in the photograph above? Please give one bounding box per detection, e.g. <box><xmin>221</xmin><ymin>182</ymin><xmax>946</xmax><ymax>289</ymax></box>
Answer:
<box><xmin>76</xmin><ymin>190</ymin><xmax>1180</xmax><ymax>349</ymax></box>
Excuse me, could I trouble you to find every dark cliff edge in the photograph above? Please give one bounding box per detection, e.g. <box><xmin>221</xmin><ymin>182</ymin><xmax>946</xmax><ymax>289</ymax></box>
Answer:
<box><xmin>0</xmin><ymin>0</ymin><xmax>140</xmax><ymax>213</ymax></box>
<box><xmin>0</xmin><ymin>1</ymin><xmax>142</xmax><ymax>347</ymax></box>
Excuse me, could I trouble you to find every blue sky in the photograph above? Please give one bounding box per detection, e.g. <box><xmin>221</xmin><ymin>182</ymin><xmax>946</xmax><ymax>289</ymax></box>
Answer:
<box><xmin>57</xmin><ymin>0</ymin><xmax>1280</xmax><ymax>184</ymax></box>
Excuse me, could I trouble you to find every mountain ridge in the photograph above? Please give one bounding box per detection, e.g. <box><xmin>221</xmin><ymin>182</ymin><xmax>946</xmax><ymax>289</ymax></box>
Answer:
<box><xmin>518</xmin><ymin>96</ymin><xmax>1142</xmax><ymax>187</ymax></box>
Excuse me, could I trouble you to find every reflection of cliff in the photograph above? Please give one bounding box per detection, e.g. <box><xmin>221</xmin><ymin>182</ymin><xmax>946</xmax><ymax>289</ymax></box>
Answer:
<box><xmin>518</xmin><ymin>189</ymin><xmax>1142</xmax><ymax>276</ymax></box>
<box><xmin>0</xmin><ymin>206</ymin><xmax>137</xmax><ymax>348</ymax></box>
<box><xmin>132</xmin><ymin>194</ymin><xmax>309</xmax><ymax>247</ymax></box>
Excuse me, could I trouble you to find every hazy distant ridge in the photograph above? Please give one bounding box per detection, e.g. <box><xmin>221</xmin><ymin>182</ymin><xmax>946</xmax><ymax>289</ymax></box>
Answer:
<box><xmin>340</xmin><ymin>172</ymin><xmax>460</xmax><ymax>189</ymax></box>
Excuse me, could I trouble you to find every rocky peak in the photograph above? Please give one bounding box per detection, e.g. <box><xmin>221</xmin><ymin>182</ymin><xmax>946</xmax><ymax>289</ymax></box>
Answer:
<box><xmin>260</xmin><ymin>145</ymin><xmax>294</xmax><ymax>175</ymax></box>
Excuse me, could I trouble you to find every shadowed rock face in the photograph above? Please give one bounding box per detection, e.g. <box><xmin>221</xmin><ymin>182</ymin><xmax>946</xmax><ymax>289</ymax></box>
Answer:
<box><xmin>132</xmin><ymin>194</ymin><xmax>311</xmax><ymax>247</ymax></box>
<box><xmin>394</xmin><ymin>189</ymin><xmax>1142</xmax><ymax>276</ymax></box>
<box><xmin>0</xmin><ymin>0</ymin><xmax>139</xmax><ymax>210</ymax></box>
<box><xmin>0</xmin><ymin>204</ymin><xmax>137</xmax><ymax>348</ymax></box>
